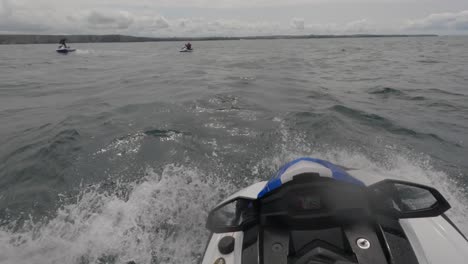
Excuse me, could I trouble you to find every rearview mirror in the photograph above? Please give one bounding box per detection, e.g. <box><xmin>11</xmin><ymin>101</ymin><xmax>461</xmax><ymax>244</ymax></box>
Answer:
<box><xmin>369</xmin><ymin>179</ymin><xmax>450</xmax><ymax>218</ymax></box>
<box><xmin>206</xmin><ymin>198</ymin><xmax>257</xmax><ymax>233</ymax></box>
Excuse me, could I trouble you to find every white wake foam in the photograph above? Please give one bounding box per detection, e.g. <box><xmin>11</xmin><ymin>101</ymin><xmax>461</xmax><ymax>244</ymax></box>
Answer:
<box><xmin>0</xmin><ymin>165</ymin><xmax>233</xmax><ymax>264</ymax></box>
<box><xmin>75</xmin><ymin>49</ymin><xmax>94</xmax><ymax>55</ymax></box>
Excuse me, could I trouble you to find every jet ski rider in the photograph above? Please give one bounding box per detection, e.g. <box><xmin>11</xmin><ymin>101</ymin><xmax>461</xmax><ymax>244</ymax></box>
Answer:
<box><xmin>59</xmin><ymin>38</ymin><xmax>68</xmax><ymax>49</ymax></box>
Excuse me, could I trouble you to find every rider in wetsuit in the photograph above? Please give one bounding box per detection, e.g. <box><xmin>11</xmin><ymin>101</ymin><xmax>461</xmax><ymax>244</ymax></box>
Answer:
<box><xmin>59</xmin><ymin>38</ymin><xmax>68</xmax><ymax>49</ymax></box>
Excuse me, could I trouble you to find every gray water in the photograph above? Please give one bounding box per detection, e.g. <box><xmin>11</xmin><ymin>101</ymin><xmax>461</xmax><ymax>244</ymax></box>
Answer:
<box><xmin>0</xmin><ymin>37</ymin><xmax>467</xmax><ymax>264</ymax></box>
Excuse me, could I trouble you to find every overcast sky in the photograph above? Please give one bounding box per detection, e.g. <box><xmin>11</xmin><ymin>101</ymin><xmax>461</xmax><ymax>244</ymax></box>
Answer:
<box><xmin>1</xmin><ymin>0</ymin><xmax>468</xmax><ymax>36</ymax></box>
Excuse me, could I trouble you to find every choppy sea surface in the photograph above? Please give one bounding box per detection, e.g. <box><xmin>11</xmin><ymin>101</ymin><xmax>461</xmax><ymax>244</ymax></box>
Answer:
<box><xmin>0</xmin><ymin>37</ymin><xmax>467</xmax><ymax>264</ymax></box>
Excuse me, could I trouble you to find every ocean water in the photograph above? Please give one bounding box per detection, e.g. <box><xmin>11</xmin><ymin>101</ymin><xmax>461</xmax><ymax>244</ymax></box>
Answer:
<box><xmin>0</xmin><ymin>37</ymin><xmax>467</xmax><ymax>264</ymax></box>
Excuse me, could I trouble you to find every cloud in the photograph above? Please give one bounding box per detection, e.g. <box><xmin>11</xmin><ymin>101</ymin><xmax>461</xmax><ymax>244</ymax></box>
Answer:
<box><xmin>153</xmin><ymin>17</ymin><xmax>170</xmax><ymax>29</ymax></box>
<box><xmin>295</xmin><ymin>19</ymin><xmax>374</xmax><ymax>35</ymax></box>
<box><xmin>405</xmin><ymin>10</ymin><xmax>468</xmax><ymax>32</ymax></box>
<box><xmin>87</xmin><ymin>11</ymin><xmax>134</xmax><ymax>30</ymax></box>
<box><xmin>7</xmin><ymin>0</ymin><xmax>387</xmax><ymax>10</ymax></box>
<box><xmin>1</xmin><ymin>1</ymin><xmax>468</xmax><ymax>36</ymax></box>
<box><xmin>167</xmin><ymin>18</ymin><xmax>281</xmax><ymax>37</ymax></box>
<box><xmin>291</xmin><ymin>18</ymin><xmax>305</xmax><ymax>30</ymax></box>
<box><xmin>343</xmin><ymin>19</ymin><xmax>374</xmax><ymax>33</ymax></box>
<box><xmin>178</xmin><ymin>19</ymin><xmax>188</xmax><ymax>28</ymax></box>
<box><xmin>0</xmin><ymin>9</ymin><xmax>384</xmax><ymax>37</ymax></box>
<box><xmin>0</xmin><ymin>0</ymin><xmax>52</xmax><ymax>33</ymax></box>
<box><xmin>1</xmin><ymin>0</ymin><xmax>12</xmax><ymax>16</ymax></box>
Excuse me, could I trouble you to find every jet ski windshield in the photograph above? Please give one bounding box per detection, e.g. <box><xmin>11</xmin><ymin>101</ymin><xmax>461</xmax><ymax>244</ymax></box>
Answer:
<box><xmin>206</xmin><ymin>174</ymin><xmax>452</xmax><ymax>264</ymax></box>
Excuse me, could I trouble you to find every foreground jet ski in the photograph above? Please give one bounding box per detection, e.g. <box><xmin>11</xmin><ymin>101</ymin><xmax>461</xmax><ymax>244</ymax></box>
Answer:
<box><xmin>202</xmin><ymin>157</ymin><xmax>468</xmax><ymax>264</ymax></box>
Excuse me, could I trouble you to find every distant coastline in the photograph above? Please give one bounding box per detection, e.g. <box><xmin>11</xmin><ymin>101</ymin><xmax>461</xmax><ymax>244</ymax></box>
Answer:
<box><xmin>0</xmin><ymin>34</ymin><xmax>438</xmax><ymax>45</ymax></box>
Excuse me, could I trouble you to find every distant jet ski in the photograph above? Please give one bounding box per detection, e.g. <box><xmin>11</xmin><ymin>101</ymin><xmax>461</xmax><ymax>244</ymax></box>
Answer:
<box><xmin>180</xmin><ymin>42</ymin><xmax>193</xmax><ymax>52</ymax></box>
<box><xmin>201</xmin><ymin>157</ymin><xmax>468</xmax><ymax>264</ymax></box>
<box><xmin>56</xmin><ymin>38</ymin><xmax>75</xmax><ymax>53</ymax></box>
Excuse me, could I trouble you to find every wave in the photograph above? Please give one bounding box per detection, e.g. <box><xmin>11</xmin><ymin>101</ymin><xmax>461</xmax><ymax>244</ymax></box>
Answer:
<box><xmin>417</xmin><ymin>59</ymin><xmax>443</xmax><ymax>64</ymax></box>
<box><xmin>368</xmin><ymin>86</ymin><xmax>403</xmax><ymax>96</ymax></box>
<box><xmin>409</xmin><ymin>96</ymin><xmax>426</xmax><ymax>101</ymax></box>
<box><xmin>95</xmin><ymin>133</ymin><xmax>145</xmax><ymax>156</ymax></box>
<box><xmin>144</xmin><ymin>129</ymin><xmax>187</xmax><ymax>142</ymax></box>
<box><xmin>424</xmin><ymin>88</ymin><xmax>466</xmax><ymax>97</ymax></box>
<box><xmin>0</xmin><ymin>128</ymin><xmax>81</xmax><ymax>223</ymax></box>
<box><xmin>426</xmin><ymin>101</ymin><xmax>461</xmax><ymax>111</ymax></box>
<box><xmin>330</xmin><ymin>105</ymin><xmax>451</xmax><ymax>143</ymax></box>
<box><xmin>1</xmin><ymin>128</ymin><xmax>80</xmax><ymax>171</ymax></box>
<box><xmin>144</xmin><ymin>129</ymin><xmax>186</xmax><ymax>138</ymax></box>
